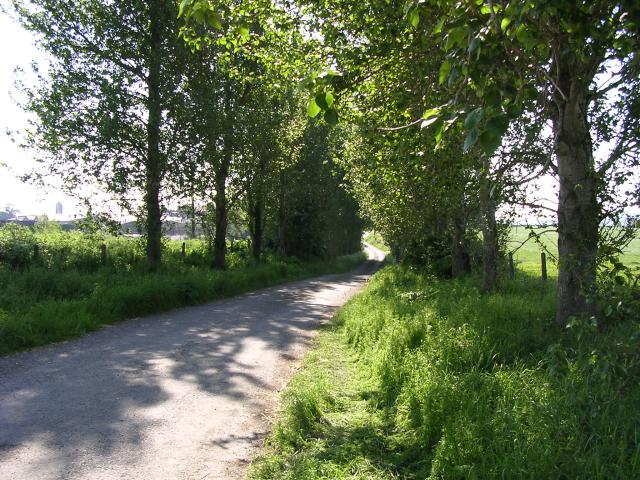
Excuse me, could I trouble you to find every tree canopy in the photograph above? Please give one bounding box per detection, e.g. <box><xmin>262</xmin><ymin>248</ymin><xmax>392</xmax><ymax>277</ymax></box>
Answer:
<box><xmin>8</xmin><ymin>0</ymin><xmax>640</xmax><ymax>325</ymax></box>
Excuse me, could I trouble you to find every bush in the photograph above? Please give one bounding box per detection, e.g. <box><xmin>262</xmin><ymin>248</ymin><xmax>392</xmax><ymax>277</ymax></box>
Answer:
<box><xmin>0</xmin><ymin>223</ymin><xmax>36</xmax><ymax>269</ymax></box>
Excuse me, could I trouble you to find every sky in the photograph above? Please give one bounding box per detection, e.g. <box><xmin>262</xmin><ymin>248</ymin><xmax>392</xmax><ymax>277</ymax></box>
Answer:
<box><xmin>0</xmin><ymin>10</ymin><xmax>82</xmax><ymax>219</ymax></box>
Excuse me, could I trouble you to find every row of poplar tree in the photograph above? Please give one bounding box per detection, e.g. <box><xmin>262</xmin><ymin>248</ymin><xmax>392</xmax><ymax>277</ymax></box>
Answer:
<box><xmin>9</xmin><ymin>0</ymin><xmax>363</xmax><ymax>268</ymax></box>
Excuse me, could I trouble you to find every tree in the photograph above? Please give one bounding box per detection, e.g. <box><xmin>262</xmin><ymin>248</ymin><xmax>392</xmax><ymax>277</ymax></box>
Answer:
<box><xmin>412</xmin><ymin>0</ymin><xmax>640</xmax><ymax>324</ymax></box>
<box><xmin>11</xmin><ymin>0</ymin><xmax>188</xmax><ymax>268</ymax></box>
<box><xmin>275</xmin><ymin>121</ymin><xmax>363</xmax><ymax>259</ymax></box>
<box><xmin>0</xmin><ymin>205</ymin><xmax>20</xmax><ymax>222</ymax></box>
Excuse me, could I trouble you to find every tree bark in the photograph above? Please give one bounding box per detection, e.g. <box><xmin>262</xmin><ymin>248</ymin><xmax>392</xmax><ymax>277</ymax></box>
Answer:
<box><xmin>190</xmin><ymin>191</ymin><xmax>196</xmax><ymax>239</ymax></box>
<box><xmin>144</xmin><ymin>0</ymin><xmax>164</xmax><ymax>269</ymax></box>
<box><xmin>247</xmin><ymin>153</ymin><xmax>266</xmax><ymax>261</ymax></box>
<box><xmin>250</xmin><ymin>198</ymin><xmax>263</xmax><ymax>261</ymax></box>
<box><xmin>451</xmin><ymin>207</ymin><xmax>470</xmax><ymax>278</ymax></box>
<box><xmin>277</xmin><ymin>169</ymin><xmax>287</xmax><ymax>256</ymax></box>
<box><xmin>553</xmin><ymin>59</ymin><xmax>599</xmax><ymax>326</ymax></box>
<box><xmin>479</xmin><ymin>173</ymin><xmax>499</xmax><ymax>292</ymax></box>
<box><xmin>212</xmin><ymin>82</ymin><xmax>233</xmax><ymax>270</ymax></box>
<box><xmin>213</xmin><ymin>155</ymin><xmax>230</xmax><ymax>269</ymax></box>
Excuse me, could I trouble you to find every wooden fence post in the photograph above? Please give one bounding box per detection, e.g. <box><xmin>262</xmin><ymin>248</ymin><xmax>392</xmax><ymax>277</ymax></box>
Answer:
<box><xmin>181</xmin><ymin>242</ymin><xmax>186</xmax><ymax>258</ymax></box>
<box><xmin>541</xmin><ymin>252</ymin><xmax>547</xmax><ymax>282</ymax></box>
<box><xmin>100</xmin><ymin>243</ymin><xmax>107</xmax><ymax>266</ymax></box>
<box><xmin>508</xmin><ymin>252</ymin><xmax>515</xmax><ymax>279</ymax></box>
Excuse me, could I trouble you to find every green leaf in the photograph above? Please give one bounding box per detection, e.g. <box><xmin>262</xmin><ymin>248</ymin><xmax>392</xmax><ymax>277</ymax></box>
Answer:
<box><xmin>468</xmin><ymin>36</ymin><xmax>481</xmax><ymax>53</ymax></box>
<box><xmin>463</xmin><ymin>128</ymin><xmax>479</xmax><ymax>152</ymax></box>
<box><xmin>486</xmin><ymin>114</ymin><xmax>509</xmax><ymax>137</ymax></box>
<box><xmin>324</xmin><ymin>108</ymin><xmax>338</xmax><ymax>125</ymax></box>
<box><xmin>484</xmin><ymin>89</ymin><xmax>502</xmax><ymax>108</ymax></box>
<box><xmin>422</xmin><ymin>107</ymin><xmax>441</xmax><ymax>119</ymax></box>
<box><xmin>435</xmin><ymin>123</ymin><xmax>445</xmax><ymax>145</ymax></box>
<box><xmin>480</xmin><ymin>3</ymin><xmax>502</xmax><ymax>14</ymax></box>
<box><xmin>447</xmin><ymin>67</ymin><xmax>460</xmax><ymax>88</ymax></box>
<box><xmin>315</xmin><ymin>92</ymin><xmax>334</xmax><ymax>110</ymax></box>
<box><xmin>408</xmin><ymin>9</ymin><xmax>420</xmax><ymax>28</ymax></box>
<box><xmin>445</xmin><ymin>27</ymin><xmax>467</xmax><ymax>51</ymax></box>
<box><xmin>433</xmin><ymin>17</ymin><xmax>445</xmax><ymax>34</ymax></box>
<box><xmin>325</xmin><ymin>91</ymin><xmax>334</xmax><ymax>108</ymax></box>
<box><xmin>206</xmin><ymin>11</ymin><xmax>223</xmax><ymax>30</ymax></box>
<box><xmin>515</xmin><ymin>24</ymin><xmax>536</xmax><ymax>48</ymax></box>
<box><xmin>178</xmin><ymin>0</ymin><xmax>192</xmax><ymax>18</ymax></box>
<box><xmin>500</xmin><ymin>17</ymin><xmax>511</xmax><ymax>31</ymax></box>
<box><xmin>438</xmin><ymin>60</ymin><xmax>451</xmax><ymax>85</ymax></box>
<box><xmin>464</xmin><ymin>107</ymin><xmax>484</xmax><ymax>130</ymax></box>
<box><xmin>479</xmin><ymin>130</ymin><xmax>502</xmax><ymax>155</ymax></box>
<box><xmin>307</xmin><ymin>98</ymin><xmax>321</xmax><ymax>118</ymax></box>
<box><xmin>238</xmin><ymin>26</ymin><xmax>250</xmax><ymax>40</ymax></box>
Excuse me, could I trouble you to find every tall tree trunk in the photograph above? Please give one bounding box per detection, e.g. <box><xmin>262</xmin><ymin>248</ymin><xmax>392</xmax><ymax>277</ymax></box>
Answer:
<box><xmin>213</xmin><ymin>159</ymin><xmax>229</xmax><ymax>269</ymax></box>
<box><xmin>250</xmin><ymin>198</ymin><xmax>263</xmax><ymax>261</ymax></box>
<box><xmin>212</xmin><ymin>81</ymin><xmax>234</xmax><ymax>269</ymax></box>
<box><xmin>277</xmin><ymin>169</ymin><xmax>286</xmax><ymax>256</ymax></box>
<box><xmin>553</xmin><ymin>62</ymin><xmax>599</xmax><ymax>326</ymax></box>
<box><xmin>479</xmin><ymin>172</ymin><xmax>499</xmax><ymax>292</ymax></box>
<box><xmin>190</xmin><ymin>190</ymin><xmax>196</xmax><ymax>239</ymax></box>
<box><xmin>451</xmin><ymin>206</ymin><xmax>470</xmax><ymax>278</ymax></box>
<box><xmin>144</xmin><ymin>0</ymin><xmax>163</xmax><ymax>269</ymax></box>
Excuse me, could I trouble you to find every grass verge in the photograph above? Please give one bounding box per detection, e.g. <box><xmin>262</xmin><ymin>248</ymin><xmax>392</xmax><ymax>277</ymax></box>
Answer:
<box><xmin>0</xmin><ymin>252</ymin><xmax>365</xmax><ymax>355</ymax></box>
<box><xmin>250</xmin><ymin>265</ymin><xmax>640</xmax><ymax>479</ymax></box>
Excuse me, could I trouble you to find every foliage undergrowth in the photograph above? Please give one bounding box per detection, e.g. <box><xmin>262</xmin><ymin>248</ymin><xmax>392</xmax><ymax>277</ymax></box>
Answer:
<box><xmin>0</xmin><ymin>225</ymin><xmax>365</xmax><ymax>355</ymax></box>
<box><xmin>251</xmin><ymin>265</ymin><xmax>640</xmax><ymax>479</ymax></box>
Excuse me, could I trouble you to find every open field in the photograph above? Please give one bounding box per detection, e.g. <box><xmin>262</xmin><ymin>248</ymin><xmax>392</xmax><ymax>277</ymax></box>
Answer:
<box><xmin>365</xmin><ymin>227</ymin><xmax>640</xmax><ymax>277</ymax></box>
<box><xmin>250</xmin><ymin>265</ymin><xmax>640</xmax><ymax>479</ymax></box>
<box><xmin>508</xmin><ymin>226</ymin><xmax>640</xmax><ymax>276</ymax></box>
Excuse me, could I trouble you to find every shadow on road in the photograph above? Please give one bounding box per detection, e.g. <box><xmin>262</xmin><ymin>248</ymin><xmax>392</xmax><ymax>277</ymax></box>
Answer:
<box><xmin>0</xmin><ymin>256</ymin><xmax>382</xmax><ymax>478</ymax></box>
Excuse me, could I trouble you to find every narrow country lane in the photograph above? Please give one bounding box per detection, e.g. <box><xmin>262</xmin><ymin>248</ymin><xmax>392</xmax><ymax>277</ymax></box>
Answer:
<box><xmin>0</xmin><ymin>245</ymin><xmax>385</xmax><ymax>480</ymax></box>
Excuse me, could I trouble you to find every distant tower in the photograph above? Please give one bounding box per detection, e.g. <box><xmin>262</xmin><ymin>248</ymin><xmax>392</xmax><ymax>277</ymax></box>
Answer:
<box><xmin>55</xmin><ymin>202</ymin><xmax>63</xmax><ymax>215</ymax></box>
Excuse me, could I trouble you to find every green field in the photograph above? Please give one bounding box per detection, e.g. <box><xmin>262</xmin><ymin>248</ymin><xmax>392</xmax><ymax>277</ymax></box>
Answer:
<box><xmin>250</xmin><ymin>265</ymin><xmax>640</xmax><ymax>479</ymax></box>
<box><xmin>508</xmin><ymin>226</ymin><xmax>640</xmax><ymax>276</ymax></box>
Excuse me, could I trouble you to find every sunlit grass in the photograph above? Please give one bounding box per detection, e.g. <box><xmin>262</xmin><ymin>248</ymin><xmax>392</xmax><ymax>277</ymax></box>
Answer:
<box><xmin>0</xmin><ymin>251</ymin><xmax>365</xmax><ymax>355</ymax></box>
<box><xmin>252</xmin><ymin>265</ymin><xmax>640</xmax><ymax>479</ymax></box>
<box><xmin>508</xmin><ymin>226</ymin><xmax>640</xmax><ymax>276</ymax></box>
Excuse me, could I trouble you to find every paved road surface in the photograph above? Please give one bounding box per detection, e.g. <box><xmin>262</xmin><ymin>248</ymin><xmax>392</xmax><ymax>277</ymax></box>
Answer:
<box><xmin>0</xmin><ymin>245</ymin><xmax>384</xmax><ymax>480</ymax></box>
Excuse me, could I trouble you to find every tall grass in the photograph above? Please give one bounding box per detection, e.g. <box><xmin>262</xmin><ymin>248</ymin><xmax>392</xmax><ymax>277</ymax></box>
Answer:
<box><xmin>252</xmin><ymin>265</ymin><xmax>640</xmax><ymax>479</ymax></box>
<box><xmin>0</xmin><ymin>223</ymin><xmax>366</xmax><ymax>355</ymax></box>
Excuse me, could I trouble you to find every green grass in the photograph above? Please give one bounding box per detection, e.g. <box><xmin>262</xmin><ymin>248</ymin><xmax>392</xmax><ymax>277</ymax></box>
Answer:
<box><xmin>251</xmin><ymin>265</ymin><xmax>640</xmax><ymax>479</ymax></box>
<box><xmin>508</xmin><ymin>226</ymin><xmax>640</xmax><ymax>276</ymax></box>
<box><xmin>0</xmin><ymin>249</ymin><xmax>365</xmax><ymax>356</ymax></box>
<box><xmin>249</xmin><ymin>323</ymin><xmax>397</xmax><ymax>479</ymax></box>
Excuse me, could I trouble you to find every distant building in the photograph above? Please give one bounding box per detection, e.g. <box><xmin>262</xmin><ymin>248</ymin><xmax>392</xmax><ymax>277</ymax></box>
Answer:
<box><xmin>55</xmin><ymin>202</ymin><xmax>63</xmax><ymax>215</ymax></box>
